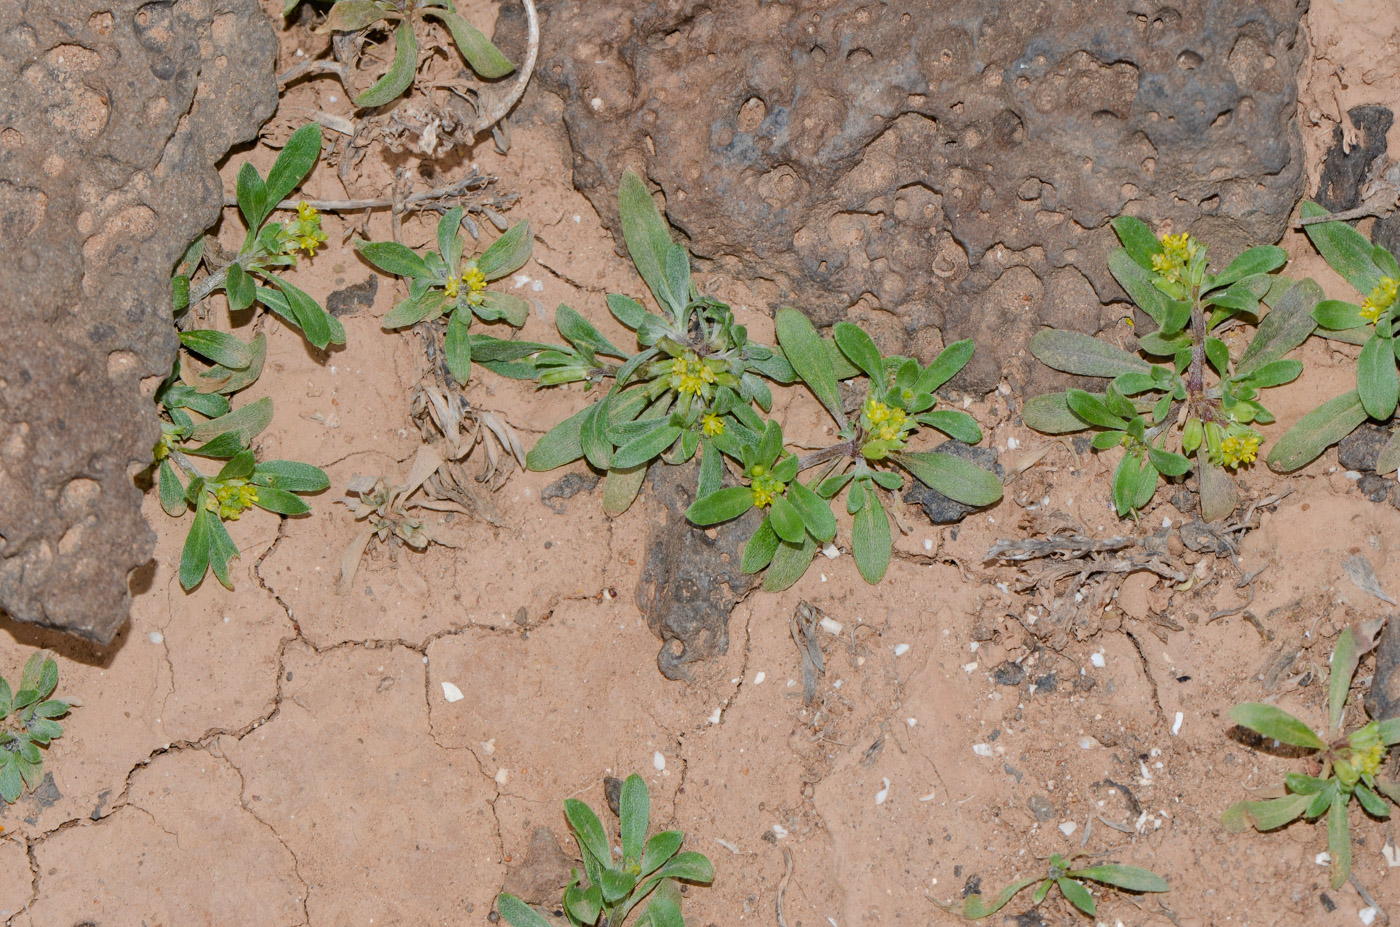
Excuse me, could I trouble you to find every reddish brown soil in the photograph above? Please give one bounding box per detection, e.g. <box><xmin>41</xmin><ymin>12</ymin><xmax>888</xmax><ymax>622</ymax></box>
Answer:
<box><xmin>4</xmin><ymin>2</ymin><xmax>1400</xmax><ymax>926</ymax></box>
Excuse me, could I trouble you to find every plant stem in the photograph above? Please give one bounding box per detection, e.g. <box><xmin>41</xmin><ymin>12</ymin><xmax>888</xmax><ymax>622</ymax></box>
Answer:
<box><xmin>168</xmin><ymin>449</ymin><xmax>212</xmax><ymax>485</ymax></box>
<box><xmin>187</xmin><ymin>266</ymin><xmax>229</xmax><ymax>307</ymax></box>
<box><xmin>1185</xmin><ymin>286</ymin><xmax>1218</xmax><ymax>424</ymax></box>
<box><xmin>798</xmin><ymin>441</ymin><xmax>857</xmax><ymax>471</ymax></box>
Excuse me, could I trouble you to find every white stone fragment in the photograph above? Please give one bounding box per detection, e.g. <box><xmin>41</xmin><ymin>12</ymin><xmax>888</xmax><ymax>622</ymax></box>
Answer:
<box><xmin>819</xmin><ymin>616</ymin><xmax>843</xmax><ymax>635</ymax></box>
<box><xmin>1090</xmin><ymin>651</ymin><xmax>1106</xmax><ymax>668</ymax></box>
<box><xmin>1059</xmin><ymin>822</ymin><xmax>1077</xmax><ymax>836</ymax></box>
<box><xmin>875</xmin><ymin>778</ymin><xmax>890</xmax><ymax>805</ymax></box>
<box><xmin>1360</xmin><ymin>908</ymin><xmax>1378</xmax><ymax>926</ymax></box>
<box><xmin>771</xmin><ymin>824</ymin><xmax>788</xmax><ymax>839</ymax></box>
<box><xmin>708</xmin><ymin>708</ymin><xmax>723</xmax><ymax>725</ymax></box>
<box><xmin>653</xmin><ymin>751</ymin><xmax>666</xmax><ymax>771</ymax></box>
<box><xmin>148</xmin><ymin>631</ymin><xmax>163</xmax><ymax>644</ymax></box>
<box><xmin>1171</xmin><ymin>712</ymin><xmax>1184</xmax><ymax>735</ymax></box>
<box><xmin>822</xmin><ymin>543</ymin><xmax>840</xmax><ymax>559</ymax></box>
<box><xmin>441</xmin><ymin>682</ymin><xmax>465</xmax><ymax>703</ymax></box>
<box><xmin>753</xmin><ymin>671</ymin><xmax>766</xmax><ymax>684</ymax></box>
<box><xmin>894</xmin><ymin>643</ymin><xmax>911</xmax><ymax>657</ymax></box>
<box><xmin>972</xmin><ymin>743</ymin><xmax>994</xmax><ymax>757</ymax></box>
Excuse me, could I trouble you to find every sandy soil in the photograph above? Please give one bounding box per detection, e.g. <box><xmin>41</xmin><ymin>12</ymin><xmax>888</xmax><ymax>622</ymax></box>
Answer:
<box><xmin>4</xmin><ymin>1</ymin><xmax>1400</xmax><ymax>925</ymax></box>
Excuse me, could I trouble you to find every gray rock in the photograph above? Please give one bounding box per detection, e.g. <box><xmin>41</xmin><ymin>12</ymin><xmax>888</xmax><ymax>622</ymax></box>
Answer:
<box><xmin>504</xmin><ymin>0</ymin><xmax>1308</xmax><ymax>392</ymax></box>
<box><xmin>1338</xmin><ymin>422</ymin><xmax>1396</xmax><ymax>473</ymax></box>
<box><xmin>1027</xmin><ymin>794</ymin><xmax>1056</xmax><ymax>822</ymax></box>
<box><xmin>634</xmin><ymin>461</ymin><xmax>762</xmax><ymax>680</ymax></box>
<box><xmin>0</xmin><ymin>0</ymin><xmax>278</xmax><ymax>641</ymax></box>
<box><xmin>903</xmin><ymin>441</ymin><xmax>1003</xmax><ymax>524</ymax></box>
<box><xmin>992</xmin><ymin>661</ymin><xmax>1025</xmax><ymax>687</ymax></box>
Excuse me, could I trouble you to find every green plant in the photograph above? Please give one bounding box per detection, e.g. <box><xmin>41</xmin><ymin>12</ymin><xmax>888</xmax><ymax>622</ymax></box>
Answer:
<box><xmin>1022</xmin><ymin>217</ymin><xmax>1313</xmax><ymax>521</ymax></box>
<box><xmin>1268</xmin><ymin>203</ymin><xmax>1400</xmax><ymax>474</ymax></box>
<box><xmin>355</xmin><ymin>206</ymin><xmax>532</xmax><ymax>385</ymax></box>
<box><xmin>698</xmin><ymin>310</ymin><xmax>1000</xmax><ymax>589</ymax></box>
<box><xmin>176</xmin><ymin>123</ymin><xmax>343</xmax><ymax>352</ymax></box>
<box><xmin>0</xmin><ymin>652</ymin><xmax>72</xmax><ymax>804</ymax></box>
<box><xmin>287</xmin><ymin>0</ymin><xmax>515</xmax><ymax>107</ymax></box>
<box><xmin>941</xmin><ymin>853</ymin><xmax>1168</xmax><ymax>919</ymax></box>
<box><xmin>515</xmin><ymin>170</ymin><xmax>796</xmax><ymax>515</ymax></box>
<box><xmin>1224</xmin><ymin>626</ymin><xmax>1400</xmax><ymax>889</ymax></box>
<box><xmin>497</xmin><ymin>773</ymin><xmax>714</xmax><ymax>927</ymax></box>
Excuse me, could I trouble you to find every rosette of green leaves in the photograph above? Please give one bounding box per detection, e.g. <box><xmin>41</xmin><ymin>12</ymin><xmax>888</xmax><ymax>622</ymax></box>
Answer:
<box><xmin>287</xmin><ymin>0</ymin><xmax>514</xmax><ymax>108</ymax></box>
<box><xmin>154</xmin><ymin>388</ymin><xmax>330</xmax><ymax>590</ymax></box>
<box><xmin>941</xmin><ymin>853</ymin><xmax>1167</xmax><ymax>920</ymax></box>
<box><xmin>0</xmin><ymin>652</ymin><xmax>71</xmax><ymax>804</ymax></box>
<box><xmin>1224</xmin><ymin>627</ymin><xmax>1400</xmax><ymax>889</ymax></box>
<box><xmin>174</xmin><ymin>124</ymin><xmax>344</xmax><ymax>351</ymax></box>
<box><xmin>772</xmin><ymin>309</ymin><xmax>1002</xmax><ymax>586</ymax></box>
<box><xmin>357</xmin><ymin>207</ymin><xmax>532</xmax><ymax>385</ymax></box>
<box><xmin>1023</xmin><ymin>216</ymin><xmax>1310</xmax><ymax>520</ymax></box>
<box><xmin>521</xmin><ymin>170</ymin><xmax>794</xmax><ymax>515</ymax></box>
<box><xmin>1268</xmin><ymin>203</ymin><xmax>1400</xmax><ymax>475</ymax></box>
<box><xmin>686</xmin><ymin>420</ymin><xmax>838</xmax><ymax>586</ymax></box>
<box><xmin>497</xmin><ymin>773</ymin><xmax>714</xmax><ymax>927</ymax></box>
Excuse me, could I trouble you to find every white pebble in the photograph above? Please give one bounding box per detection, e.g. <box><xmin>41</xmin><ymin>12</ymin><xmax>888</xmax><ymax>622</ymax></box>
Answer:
<box><xmin>1361</xmin><ymin>907</ymin><xmax>1379</xmax><ymax>926</ymax></box>
<box><xmin>753</xmin><ymin>671</ymin><xmax>766</xmax><ymax>685</ymax></box>
<box><xmin>590</xmin><ymin>96</ymin><xmax>604</xmax><ymax>111</ymax></box>
<box><xmin>1171</xmin><ymin>712</ymin><xmax>1184</xmax><ymax>736</ymax></box>
<box><xmin>819</xmin><ymin>616</ymin><xmax>843</xmax><ymax>635</ymax></box>
<box><xmin>771</xmin><ymin>824</ymin><xmax>788</xmax><ymax>839</ymax></box>
<box><xmin>441</xmin><ymin>682</ymin><xmax>465</xmax><ymax>703</ymax></box>
<box><xmin>962</xmin><ymin>662</ymin><xmax>979</xmax><ymax>673</ymax></box>
<box><xmin>1006</xmin><ymin>436</ymin><xmax>1020</xmax><ymax>450</ymax></box>
<box><xmin>906</xmin><ymin>718</ymin><xmax>918</xmax><ymax>727</ymax></box>
<box><xmin>1162</xmin><ymin>516</ymin><xmax>1173</xmax><ymax>528</ymax></box>
<box><xmin>1315</xmin><ymin>852</ymin><xmax>1331</xmax><ymax>865</ymax></box>
<box><xmin>495</xmin><ymin>768</ymin><xmax>509</xmax><ymax>785</ymax></box>
<box><xmin>875</xmin><ymin>777</ymin><xmax>890</xmax><ymax>805</ymax></box>
<box><xmin>923</xmin><ymin>538</ymin><xmax>933</xmax><ymax>550</ymax></box>
<box><xmin>708</xmin><ymin>708</ymin><xmax>722</xmax><ymax>725</ymax></box>
<box><xmin>1079</xmin><ymin>737</ymin><xmax>1097</xmax><ymax>749</ymax></box>
<box><xmin>821</xmin><ymin>543</ymin><xmax>840</xmax><ymax>559</ymax></box>
<box><xmin>1345</xmin><ymin>470</ymin><xmax>1363</xmax><ymax>481</ymax></box>
<box><xmin>573</xmin><ymin>215</ymin><xmax>582</xmax><ymax>223</ymax></box>
<box><xmin>1059</xmin><ymin>822</ymin><xmax>1077</xmax><ymax>836</ymax></box>
<box><xmin>972</xmin><ymin>743</ymin><xmax>993</xmax><ymax>757</ymax></box>
<box><xmin>894</xmin><ymin>643</ymin><xmax>911</xmax><ymax>657</ymax></box>
<box><xmin>148</xmin><ymin>631</ymin><xmax>163</xmax><ymax>644</ymax></box>
<box><xmin>481</xmin><ymin>739</ymin><xmax>496</xmax><ymax>755</ymax></box>
<box><xmin>1090</xmin><ymin>652</ymin><xmax>1106</xmax><ymax>668</ymax></box>
<box><xmin>919</xmin><ymin>789</ymin><xmax>937</xmax><ymax>802</ymax></box>
<box><xmin>653</xmin><ymin>751</ymin><xmax>666</xmax><ymax>771</ymax></box>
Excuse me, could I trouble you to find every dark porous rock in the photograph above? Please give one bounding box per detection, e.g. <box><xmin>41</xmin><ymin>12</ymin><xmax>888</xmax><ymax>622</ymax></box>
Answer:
<box><xmin>992</xmin><ymin>661</ymin><xmax>1025</xmax><ymax>687</ymax></box>
<box><xmin>326</xmin><ymin>275</ymin><xmax>379</xmax><ymax>317</ymax></box>
<box><xmin>1338</xmin><ymin>422</ymin><xmax>1396</xmax><ymax>473</ymax></box>
<box><xmin>1358</xmin><ymin>473</ymin><xmax>1394</xmax><ymax>505</ymax></box>
<box><xmin>0</xmin><ymin>0</ymin><xmax>277</xmax><ymax>641</ymax></box>
<box><xmin>903</xmin><ymin>441</ymin><xmax>1003</xmax><ymax>524</ymax></box>
<box><xmin>634</xmin><ymin>462</ymin><xmax>762</xmax><ymax>681</ymax></box>
<box><xmin>504</xmin><ymin>0</ymin><xmax>1308</xmax><ymax>392</ymax></box>
<box><xmin>1314</xmin><ymin>105</ymin><xmax>1393</xmax><ymax>212</ymax></box>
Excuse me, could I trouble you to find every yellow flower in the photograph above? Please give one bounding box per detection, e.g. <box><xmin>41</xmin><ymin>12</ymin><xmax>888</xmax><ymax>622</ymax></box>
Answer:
<box><xmin>1358</xmin><ymin>741</ymin><xmax>1386</xmax><ymax>778</ymax></box>
<box><xmin>296</xmin><ymin>201</ymin><xmax>318</xmax><ymax>224</ymax></box>
<box><xmin>748</xmin><ymin>465</ymin><xmax>786</xmax><ymax>509</ymax></box>
<box><xmin>1151</xmin><ymin>231</ymin><xmax>1199</xmax><ymax>285</ymax></box>
<box><xmin>207</xmin><ymin>482</ymin><xmax>259</xmax><ymax>520</ymax></box>
<box><xmin>669</xmin><ymin>352</ymin><xmax>717</xmax><ymax>398</ymax></box>
<box><xmin>863</xmin><ymin>398</ymin><xmax>909</xmax><ymax>448</ymax></box>
<box><xmin>1217</xmin><ymin>431</ymin><xmax>1261</xmax><ymax>468</ymax></box>
<box><xmin>461</xmin><ymin>266</ymin><xmax>487</xmax><ymax>303</ymax></box>
<box><xmin>284</xmin><ymin>201</ymin><xmax>327</xmax><ymax>259</ymax></box>
<box><xmin>701</xmin><ymin>412</ymin><xmax>725</xmax><ymax>436</ymax></box>
<box><xmin>1361</xmin><ymin>276</ymin><xmax>1398</xmax><ymax>323</ymax></box>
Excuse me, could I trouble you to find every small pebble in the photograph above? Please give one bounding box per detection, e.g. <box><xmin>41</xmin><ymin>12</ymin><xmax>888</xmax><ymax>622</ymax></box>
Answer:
<box><xmin>753</xmin><ymin>671</ymin><xmax>766</xmax><ymax>685</ymax></box>
<box><xmin>923</xmin><ymin>538</ymin><xmax>933</xmax><ymax>551</ymax></box>
<box><xmin>441</xmin><ymin>682</ymin><xmax>465</xmax><ymax>703</ymax></box>
<box><xmin>875</xmin><ymin>777</ymin><xmax>890</xmax><ymax>805</ymax></box>
<box><xmin>1171</xmin><ymin>712</ymin><xmax>1184</xmax><ymax>735</ymax></box>
<box><xmin>819</xmin><ymin>616</ymin><xmax>843</xmax><ymax>635</ymax></box>
<box><xmin>821</xmin><ymin>543</ymin><xmax>840</xmax><ymax>559</ymax></box>
<box><xmin>708</xmin><ymin>708</ymin><xmax>722</xmax><ymax>724</ymax></box>
<box><xmin>894</xmin><ymin>643</ymin><xmax>911</xmax><ymax>657</ymax></box>
<box><xmin>772</xmin><ymin>824</ymin><xmax>788</xmax><ymax>839</ymax></box>
<box><xmin>148</xmin><ymin>631</ymin><xmax>163</xmax><ymax>644</ymax></box>
<box><xmin>1059</xmin><ymin>822</ymin><xmax>1077</xmax><ymax>836</ymax></box>
<box><xmin>1315</xmin><ymin>852</ymin><xmax>1331</xmax><ymax>865</ymax></box>
<box><xmin>972</xmin><ymin>743</ymin><xmax>994</xmax><ymax>757</ymax></box>
<box><xmin>1090</xmin><ymin>652</ymin><xmax>1106</xmax><ymax>668</ymax></box>
<box><xmin>1361</xmin><ymin>907</ymin><xmax>1379</xmax><ymax>926</ymax></box>
<box><xmin>495</xmin><ymin>768</ymin><xmax>509</xmax><ymax>785</ymax></box>
<box><xmin>653</xmin><ymin>751</ymin><xmax>666</xmax><ymax>771</ymax></box>
<box><xmin>905</xmin><ymin>718</ymin><xmax>917</xmax><ymax>728</ymax></box>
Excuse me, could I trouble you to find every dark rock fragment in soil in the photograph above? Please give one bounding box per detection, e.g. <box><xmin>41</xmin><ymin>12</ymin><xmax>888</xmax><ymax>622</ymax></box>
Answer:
<box><xmin>540</xmin><ymin>471</ymin><xmax>601</xmax><ymax>514</ymax></box>
<box><xmin>0</xmin><ymin>0</ymin><xmax>277</xmax><ymax>641</ymax></box>
<box><xmin>326</xmin><ymin>275</ymin><xmax>379</xmax><ymax>316</ymax></box>
<box><xmin>1338</xmin><ymin>422</ymin><xmax>1395</xmax><ymax>473</ymax></box>
<box><xmin>904</xmin><ymin>441</ymin><xmax>1004</xmax><ymax>524</ymax></box>
<box><xmin>634</xmin><ymin>462</ymin><xmax>762</xmax><ymax>680</ymax></box>
<box><xmin>501</xmin><ymin>826</ymin><xmax>577</xmax><ymax>905</ymax></box>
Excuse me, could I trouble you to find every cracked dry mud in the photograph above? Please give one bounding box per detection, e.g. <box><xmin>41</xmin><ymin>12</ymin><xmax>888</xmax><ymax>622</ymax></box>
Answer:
<box><xmin>6</xmin><ymin>0</ymin><xmax>1400</xmax><ymax>925</ymax></box>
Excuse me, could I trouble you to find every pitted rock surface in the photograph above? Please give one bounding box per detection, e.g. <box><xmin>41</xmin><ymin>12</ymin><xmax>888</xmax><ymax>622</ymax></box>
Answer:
<box><xmin>507</xmin><ymin>0</ymin><xmax>1308</xmax><ymax>390</ymax></box>
<box><xmin>0</xmin><ymin>0</ymin><xmax>277</xmax><ymax>641</ymax></box>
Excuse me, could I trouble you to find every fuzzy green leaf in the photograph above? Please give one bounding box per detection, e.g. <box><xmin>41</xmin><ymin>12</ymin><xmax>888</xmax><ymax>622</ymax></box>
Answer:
<box><xmin>265</xmin><ymin>123</ymin><xmax>322</xmax><ymax>208</ymax></box>
<box><xmin>251</xmin><ymin>460</ymin><xmax>330</xmax><ymax>493</ymax></box>
<box><xmin>180</xmin><ymin>330</ymin><xmax>252</xmax><ymax>369</ymax></box>
<box><xmin>892</xmin><ymin>450</ymin><xmax>1002</xmax><ymax>507</ymax></box>
<box><xmin>1057</xmin><ymin>877</ymin><xmax>1096</xmax><ymax>916</ymax></box>
<box><xmin>1329</xmin><ymin>791</ymin><xmax>1351</xmax><ymax>889</ymax></box>
<box><xmin>1358</xmin><ymin>333</ymin><xmax>1399</xmax><ymax>420</ymax></box>
<box><xmin>1301</xmin><ymin>200</ymin><xmax>1385</xmax><ymax>296</ymax></box>
<box><xmin>852</xmin><ymin>488</ymin><xmax>891</xmax><ymax>584</ymax></box>
<box><xmin>1229</xmin><ymin>703</ymin><xmax>1325</xmax><ymax>748</ymax></box>
<box><xmin>315</xmin><ymin>0</ymin><xmax>393</xmax><ymax>33</ymax></box>
<box><xmin>787</xmin><ymin>479</ymin><xmax>836</xmax><ymax>543</ymax></box>
<box><xmin>1066</xmin><ymin>389</ymin><xmax>1129</xmax><ymax>430</ymax></box>
<box><xmin>1210</xmin><ymin>246</ymin><xmax>1287</xmax><ymax>291</ymax></box>
<box><xmin>1021</xmin><ymin>392</ymin><xmax>1091</xmax><ymax>434</ymax></box>
<box><xmin>428</xmin><ymin>9</ymin><xmax>514</xmax><ymax>79</ymax></box>
<box><xmin>762</xmin><ymin>534</ymin><xmax>817</xmax><ymax>592</ymax></box>
<box><xmin>235</xmin><ymin>162</ymin><xmax>269</xmax><ymax>232</ymax></box>
<box><xmin>355</xmin><ymin>20</ymin><xmax>418</xmax><ymax>107</ymax></box>
<box><xmin>776</xmin><ymin>309</ymin><xmax>844</xmax><ymax>424</ymax></box>
<box><xmin>496</xmin><ymin>893</ymin><xmax>554</xmax><ymax>927</ymax></box>
<box><xmin>190</xmin><ymin>396</ymin><xmax>274</xmax><ymax>444</ymax></box>
<box><xmin>938</xmin><ymin>877</ymin><xmax>1039</xmax><ymax>919</ymax></box>
<box><xmin>564</xmin><ymin>798</ymin><xmax>611</xmax><ymax>870</ymax></box>
<box><xmin>1112</xmin><ymin>216</ymin><xmax>1162</xmax><ymax>270</ymax></box>
<box><xmin>1237</xmin><ymin>277</ymin><xmax>1321</xmax><ymax>374</ymax></box>
<box><xmin>915</xmin><ymin>410</ymin><xmax>982</xmax><ymax>444</ymax></box>
<box><xmin>1268</xmin><ymin>390</ymin><xmax>1369</xmax><ymax>472</ymax></box>
<box><xmin>1330</xmin><ymin>628</ymin><xmax>1359</xmax><ymax>736</ymax></box>
<box><xmin>1069</xmin><ymin>864</ymin><xmax>1168</xmax><ymax>893</ymax></box>
<box><xmin>618</xmin><ymin>170</ymin><xmax>676</xmax><ymax>314</ymax></box>
<box><xmin>475</xmin><ymin>221</ymin><xmax>533</xmax><ymax>280</ymax></box>
<box><xmin>159</xmin><ymin>460</ymin><xmax>187</xmax><ymax>517</ymax></box>
<box><xmin>1030</xmin><ymin>329</ymin><xmax>1151</xmax><ymax>377</ymax></box>
<box><xmin>687</xmin><ymin>486</ymin><xmax>753</xmax><ymax>525</ymax></box>
<box><xmin>833</xmin><ymin>322</ymin><xmax>883</xmax><ymax>382</ymax></box>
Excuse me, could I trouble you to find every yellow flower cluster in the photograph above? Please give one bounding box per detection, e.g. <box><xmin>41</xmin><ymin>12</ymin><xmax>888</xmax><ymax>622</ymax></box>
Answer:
<box><xmin>863</xmin><ymin>398</ymin><xmax>909</xmax><ymax>446</ymax></box>
<box><xmin>1218</xmin><ymin>430</ymin><xmax>1261</xmax><ymax>468</ymax></box>
<box><xmin>1357</xmin><ymin>740</ymin><xmax>1386</xmax><ymax>778</ymax></box>
<box><xmin>669</xmin><ymin>352</ymin><xmax>717</xmax><ymax>398</ymax></box>
<box><xmin>1150</xmin><ymin>232</ymin><xmax>1199</xmax><ymax>284</ymax></box>
<box><xmin>748</xmin><ymin>464</ymin><xmax>786</xmax><ymax>509</ymax></box>
<box><xmin>285</xmin><ymin>201</ymin><xmax>328</xmax><ymax>258</ymax></box>
<box><xmin>445</xmin><ymin>266</ymin><xmax>488</xmax><ymax>303</ymax></box>
<box><xmin>206</xmin><ymin>482</ymin><xmax>259</xmax><ymax>520</ymax></box>
<box><xmin>1361</xmin><ymin>276</ymin><xmax>1398</xmax><ymax>324</ymax></box>
<box><xmin>700</xmin><ymin>412</ymin><xmax>725</xmax><ymax>436</ymax></box>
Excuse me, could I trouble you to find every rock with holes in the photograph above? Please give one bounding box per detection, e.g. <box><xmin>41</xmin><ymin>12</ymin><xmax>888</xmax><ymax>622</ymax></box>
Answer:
<box><xmin>502</xmin><ymin>0</ymin><xmax>1307</xmax><ymax>391</ymax></box>
<box><xmin>0</xmin><ymin>0</ymin><xmax>277</xmax><ymax>641</ymax></box>
<box><xmin>634</xmin><ymin>461</ymin><xmax>762</xmax><ymax>680</ymax></box>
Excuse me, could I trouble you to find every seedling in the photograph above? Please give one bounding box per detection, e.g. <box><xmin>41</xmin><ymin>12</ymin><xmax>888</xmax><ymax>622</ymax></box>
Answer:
<box><xmin>518</xmin><ymin>170</ymin><xmax>795</xmax><ymax>515</ymax></box>
<box><xmin>1224</xmin><ymin>626</ymin><xmax>1400</xmax><ymax>889</ymax></box>
<box><xmin>703</xmin><ymin>310</ymin><xmax>1001</xmax><ymax>589</ymax></box>
<box><xmin>355</xmin><ymin>206</ymin><xmax>532</xmax><ymax>385</ymax></box>
<box><xmin>1268</xmin><ymin>203</ymin><xmax>1400</xmax><ymax>474</ymax></box>
<box><xmin>286</xmin><ymin>0</ymin><xmax>514</xmax><ymax>107</ymax></box>
<box><xmin>1023</xmin><ymin>217</ymin><xmax>1313</xmax><ymax>521</ymax></box>
<box><xmin>175</xmin><ymin>123</ymin><xmax>344</xmax><ymax>352</ymax></box>
<box><xmin>497</xmin><ymin>773</ymin><xmax>714</xmax><ymax>927</ymax></box>
<box><xmin>0</xmin><ymin>652</ymin><xmax>72</xmax><ymax>804</ymax></box>
<box><xmin>941</xmin><ymin>853</ymin><xmax>1168</xmax><ymax>919</ymax></box>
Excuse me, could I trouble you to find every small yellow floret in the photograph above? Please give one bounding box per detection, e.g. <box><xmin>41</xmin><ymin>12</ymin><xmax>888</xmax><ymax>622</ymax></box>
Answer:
<box><xmin>669</xmin><ymin>352</ymin><xmax>718</xmax><ymax>398</ymax></box>
<box><xmin>1151</xmin><ymin>231</ymin><xmax>1199</xmax><ymax>285</ymax></box>
<box><xmin>1218</xmin><ymin>432</ymin><xmax>1261</xmax><ymax>468</ymax></box>
<box><xmin>206</xmin><ymin>482</ymin><xmax>259</xmax><ymax>520</ymax></box>
<box><xmin>863</xmin><ymin>398</ymin><xmax>909</xmax><ymax>448</ymax></box>
<box><xmin>701</xmin><ymin>412</ymin><xmax>725</xmax><ymax>436</ymax></box>
<box><xmin>1361</xmin><ymin>276</ymin><xmax>1398</xmax><ymax>324</ymax></box>
<box><xmin>749</xmin><ymin>471</ymin><xmax>786</xmax><ymax>509</ymax></box>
